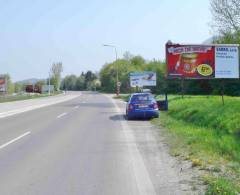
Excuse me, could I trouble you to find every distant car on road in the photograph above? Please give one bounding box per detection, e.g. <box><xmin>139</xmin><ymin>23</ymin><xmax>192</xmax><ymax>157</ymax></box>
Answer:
<box><xmin>126</xmin><ymin>93</ymin><xmax>159</xmax><ymax>120</ymax></box>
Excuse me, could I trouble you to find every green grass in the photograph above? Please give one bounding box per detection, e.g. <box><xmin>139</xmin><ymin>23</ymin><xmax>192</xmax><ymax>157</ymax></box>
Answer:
<box><xmin>0</xmin><ymin>92</ymin><xmax>63</xmax><ymax>103</ymax></box>
<box><xmin>204</xmin><ymin>176</ymin><xmax>240</xmax><ymax>195</ymax></box>
<box><xmin>166</xmin><ymin>96</ymin><xmax>240</xmax><ymax>135</ymax></box>
<box><xmin>152</xmin><ymin>95</ymin><xmax>240</xmax><ymax>194</ymax></box>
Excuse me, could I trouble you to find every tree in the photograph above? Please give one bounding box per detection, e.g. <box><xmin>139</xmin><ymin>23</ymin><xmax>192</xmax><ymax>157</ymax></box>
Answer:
<box><xmin>123</xmin><ymin>51</ymin><xmax>134</xmax><ymax>61</ymax></box>
<box><xmin>85</xmin><ymin>71</ymin><xmax>97</xmax><ymax>83</ymax></box>
<box><xmin>2</xmin><ymin>74</ymin><xmax>15</xmax><ymax>94</ymax></box>
<box><xmin>211</xmin><ymin>0</ymin><xmax>240</xmax><ymax>34</ymax></box>
<box><xmin>84</xmin><ymin>71</ymin><xmax>97</xmax><ymax>89</ymax></box>
<box><xmin>75</xmin><ymin>75</ymin><xmax>85</xmax><ymax>90</ymax></box>
<box><xmin>130</xmin><ymin>56</ymin><xmax>145</xmax><ymax>67</ymax></box>
<box><xmin>61</xmin><ymin>75</ymin><xmax>77</xmax><ymax>90</ymax></box>
<box><xmin>36</xmin><ymin>80</ymin><xmax>46</xmax><ymax>87</ymax></box>
<box><xmin>14</xmin><ymin>82</ymin><xmax>24</xmax><ymax>93</ymax></box>
<box><xmin>51</xmin><ymin>62</ymin><xmax>63</xmax><ymax>91</ymax></box>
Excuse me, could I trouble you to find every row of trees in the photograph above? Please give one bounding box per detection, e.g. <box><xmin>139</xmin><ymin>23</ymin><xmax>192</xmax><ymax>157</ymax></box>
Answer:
<box><xmin>100</xmin><ymin>53</ymin><xmax>167</xmax><ymax>94</ymax></box>
<box><xmin>99</xmin><ymin>52</ymin><xmax>240</xmax><ymax>96</ymax></box>
<box><xmin>60</xmin><ymin>71</ymin><xmax>100</xmax><ymax>91</ymax></box>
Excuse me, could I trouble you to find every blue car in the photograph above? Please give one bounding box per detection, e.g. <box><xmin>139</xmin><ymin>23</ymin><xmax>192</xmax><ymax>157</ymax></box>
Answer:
<box><xmin>126</xmin><ymin>93</ymin><xmax>159</xmax><ymax>120</ymax></box>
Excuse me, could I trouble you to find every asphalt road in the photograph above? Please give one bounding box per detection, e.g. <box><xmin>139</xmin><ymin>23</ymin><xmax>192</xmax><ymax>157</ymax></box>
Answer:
<box><xmin>0</xmin><ymin>92</ymin><xmax>194</xmax><ymax>195</ymax></box>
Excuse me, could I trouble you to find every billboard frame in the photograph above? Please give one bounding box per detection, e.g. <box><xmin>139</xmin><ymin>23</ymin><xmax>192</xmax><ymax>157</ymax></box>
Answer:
<box><xmin>129</xmin><ymin>71</ymin><xmax>157</xmax><ymax>88</ymax></box>
<box><xmin>166</xmin><ymin>42</ymin><xmax>240</xmax><ymax>80</ymax></box>
<box><xmin>165</xmin><ymin>42</ymin><xmax>240</xmax><ymax>105</ymax></box>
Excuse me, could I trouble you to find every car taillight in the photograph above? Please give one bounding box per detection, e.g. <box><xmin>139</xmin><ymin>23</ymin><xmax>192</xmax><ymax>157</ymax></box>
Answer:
<box><xmin>128</xmin><ymin>104</ymin><xmax>134</xmax><ymax>111</ymax></box>
<box><xmin>153</xmin><ymin>103</ymin><xmax>158</xmax><ymax>110</ymax></box>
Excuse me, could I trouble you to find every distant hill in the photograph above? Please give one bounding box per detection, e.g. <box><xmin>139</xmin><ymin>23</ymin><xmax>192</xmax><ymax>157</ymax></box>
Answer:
<box><xmin>16</xmin><ymin>78</ymin><xmax>46</xmax><ymax>85</ymax></box>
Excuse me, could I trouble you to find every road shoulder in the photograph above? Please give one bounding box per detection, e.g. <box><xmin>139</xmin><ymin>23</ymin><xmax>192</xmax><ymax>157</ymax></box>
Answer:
<box><xmin>108</xmin><ymin>94</ymin><xmax>205</xmax><ymax>194</ymax></box>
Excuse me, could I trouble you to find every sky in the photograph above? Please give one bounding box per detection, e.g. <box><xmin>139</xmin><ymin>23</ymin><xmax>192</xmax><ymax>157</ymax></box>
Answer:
<box><xmin>0</xmin><ymin>0</ymin><xmax>212</xmax><ymax>81</ymax></box>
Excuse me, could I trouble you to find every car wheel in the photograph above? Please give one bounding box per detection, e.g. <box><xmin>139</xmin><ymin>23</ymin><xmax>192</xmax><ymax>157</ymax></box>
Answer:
<box><xmin>126</xmin><ymin>114</ymin><xmax>131</xmax><ymax>120</ymax></box>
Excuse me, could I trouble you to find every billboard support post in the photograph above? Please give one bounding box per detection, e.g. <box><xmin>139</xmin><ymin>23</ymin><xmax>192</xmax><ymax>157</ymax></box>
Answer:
<box><xmin>221</xmin><ymin>79</ymin><xmax>225</xmax><ymax>106</ymax></box>
<box><xmin>181</xmin><ymin>77</ymin><xmax>185</xmax><ymax>99</ymax></box>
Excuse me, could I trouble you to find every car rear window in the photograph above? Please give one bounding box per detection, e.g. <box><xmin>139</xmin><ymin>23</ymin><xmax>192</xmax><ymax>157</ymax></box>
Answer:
<box><xmin>131</xmin><ymin>94</ymin><xmax>153</xmax><ymax>102</ymax></box>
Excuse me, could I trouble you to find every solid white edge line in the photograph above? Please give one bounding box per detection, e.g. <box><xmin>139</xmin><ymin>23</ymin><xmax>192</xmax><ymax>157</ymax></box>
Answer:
<box><xmin>57</xmin><ymin>112</ymin><xmax>67</xmax><ymax>119</ymax></box>
<box><xmin>0</xmin><ymin>131</ymin><xmax>31</xmax><ymax>150</ymax></box>
<box><xmin>106</xmin><ymin>95</ymin><xmax>156</xmax><ymax>195</ymax></box>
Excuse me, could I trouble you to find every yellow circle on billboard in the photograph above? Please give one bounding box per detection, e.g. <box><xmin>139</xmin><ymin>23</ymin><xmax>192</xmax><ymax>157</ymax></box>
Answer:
<box><xmin>197</xmin><ymin>64</ymin><xmax>213</xmax><ymax>76</ymax></box>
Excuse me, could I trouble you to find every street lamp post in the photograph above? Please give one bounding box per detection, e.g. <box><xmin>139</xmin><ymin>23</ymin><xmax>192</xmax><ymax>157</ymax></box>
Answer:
<box><xmin>48</xmin><ymin>71</ymin><xmax>51</xmax><ymax>95</ymax></box>
<box><xmin>103</xmin><ymin>44</ymin><xmax>120</xmax><ymax>96</ymax></box>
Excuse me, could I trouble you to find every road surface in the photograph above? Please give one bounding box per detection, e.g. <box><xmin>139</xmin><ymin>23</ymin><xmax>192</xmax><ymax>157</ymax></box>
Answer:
<box><xmin>0</xmin><ymin>92</ymin><xmax>195</xmax><ymax>195</ymax></box>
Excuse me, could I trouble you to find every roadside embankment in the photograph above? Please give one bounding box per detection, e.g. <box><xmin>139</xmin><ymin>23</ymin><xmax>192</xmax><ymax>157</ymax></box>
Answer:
<box><xmin>153</xmin><ymin>95</ymin><xmax>240</xmax><ymax>194</ymax></box>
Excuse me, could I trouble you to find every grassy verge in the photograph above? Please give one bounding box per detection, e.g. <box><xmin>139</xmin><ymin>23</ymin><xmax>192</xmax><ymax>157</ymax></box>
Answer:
<box><xmin>0</xmin><ymin>91</ymin><xmax>63</xmax><ymax>103</ymax></box>
<box><xmin>152</xmin><ymin>95</ymin><xmax>240</xmax><ymax>194</ymax></box>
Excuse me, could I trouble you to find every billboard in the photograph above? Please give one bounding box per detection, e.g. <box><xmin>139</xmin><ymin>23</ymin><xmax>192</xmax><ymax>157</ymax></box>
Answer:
<box><xmin>0</xmin><ymin>76</ymin><xmax>7</xmax><ymax>92</ymax></box>
<box><xmin>130</xmin><ymin>72</ymin><xmax>156</xmax><ymax>87</ymax></box>
<box><xmin>166</xmin><ymin>44</ymin><xmax>239</xmax><ymax>79</ymax></box>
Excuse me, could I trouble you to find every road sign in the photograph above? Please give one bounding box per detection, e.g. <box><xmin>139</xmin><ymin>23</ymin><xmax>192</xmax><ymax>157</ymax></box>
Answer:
<box><xmin>130</xmin><ymin>72</ymin><xmax>156</xmax><ymax>87</ymax></box>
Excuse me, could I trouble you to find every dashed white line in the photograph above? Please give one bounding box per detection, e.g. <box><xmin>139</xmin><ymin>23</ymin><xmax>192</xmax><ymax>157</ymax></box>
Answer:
<box><xmin>0</xmin><ymin>131</ymin><xmax>31</xmax><ymax>150</ymax></box>
<box><xmin>57</xmin><ymin>112</ymin><xmax>68</xmax><ymax>119</ymax></box>
<box><xmin>74</xmin><ymin>106</ymin><xmax>79</xmax><ymax>109</ymax></box>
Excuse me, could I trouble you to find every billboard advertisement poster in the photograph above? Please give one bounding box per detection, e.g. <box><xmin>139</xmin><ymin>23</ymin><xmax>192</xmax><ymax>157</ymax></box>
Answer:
<box><xmin>167</xmin><ymin>45</ymin><xmax>215</xmax><ymax>78</ymax></box>
<box><xmin>0</xmin><ymin>76</ymin><xmax>7</xmax><ymax>92</ymax></box>
<box><xmin>130</xmin><ymin>72</ymin><xmax>156</xmax><ymax>87</ymax></box>
<box><xmin>215</xmin><ymin>46</ymin><xmax>239</xmax><ymax>78</ymax></box>
<box><xmin>166</xmin><ymin>44</ymin><xmax>239</xmax><ymax>79</ymax></box>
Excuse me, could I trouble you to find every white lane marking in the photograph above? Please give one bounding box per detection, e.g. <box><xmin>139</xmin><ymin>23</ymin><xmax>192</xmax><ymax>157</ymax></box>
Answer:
<box><xmin>0</xmin><ymin>131</ymin><xmax>31</xmax><ymax>150</ymax></box>
<box><xmin>57</xmin><ymin>112</ymin><xmax>67</xmax><ymax>119</ymax></box>
<box><xmin>74</xmin><ymin>106</ymin><xmax>79</xmax><ymax>109</ymax></box>
<box><xmin>0</xmin><ymin>94</ymin><xmax>82</xmax><ymax>119</ymax></box>
<box><xmin>107</xmin><ymin>95</ymin><xmax>156</xmax><ymax>195</ymax></box>
<box><xmin>81</xmin><ymin>101</ymin><xmax>86</xmax><ymax>104</ymax></box>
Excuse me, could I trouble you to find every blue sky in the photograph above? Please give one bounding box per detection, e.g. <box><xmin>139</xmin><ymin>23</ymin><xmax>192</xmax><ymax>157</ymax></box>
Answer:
<box><xmin>0</xmin><ymin>0</ymin><xmax>212</xmax><ymax>81</ymax></box>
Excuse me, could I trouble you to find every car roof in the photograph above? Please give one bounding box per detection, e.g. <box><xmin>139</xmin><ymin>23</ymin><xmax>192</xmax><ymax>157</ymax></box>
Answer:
<box><xmin>131</xmin><ymin>93</ymin><xmax>152</xmax><ymax>96</ymax></box>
